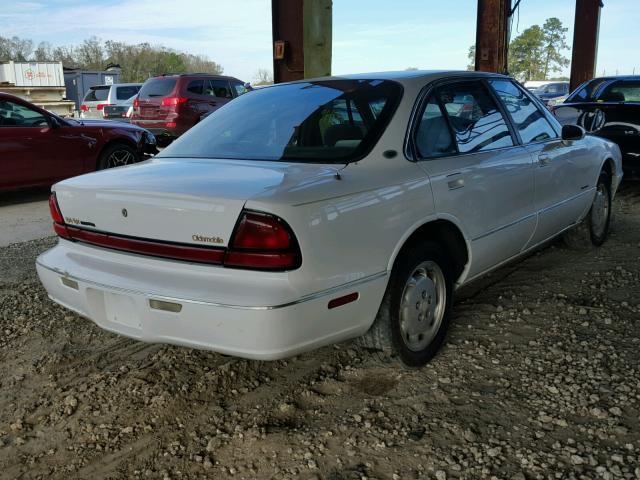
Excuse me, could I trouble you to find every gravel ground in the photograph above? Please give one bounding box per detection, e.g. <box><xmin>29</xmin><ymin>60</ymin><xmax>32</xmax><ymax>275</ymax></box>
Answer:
<box><xmin>0</xmin><ymin>184</ymin><xmax>638</xmax><ymax>480</ymax></box>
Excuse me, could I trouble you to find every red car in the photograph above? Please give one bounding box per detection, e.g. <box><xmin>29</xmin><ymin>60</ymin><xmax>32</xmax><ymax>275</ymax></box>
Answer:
<box><xmin>131</xmin><ymin>73</ymin><xmax>249</xmax><ymax>146</ymax></box>
<box><xmin>0</xmin><ymin>93</ymin><xmax>157</xmax><ymax>192</ymax></box>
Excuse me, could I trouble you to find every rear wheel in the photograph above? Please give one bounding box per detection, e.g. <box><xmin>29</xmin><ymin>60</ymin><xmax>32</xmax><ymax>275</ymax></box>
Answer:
<box><xmin>359</xmin><ymin>242</ymin><xmax>453</xmax><ymax>368</ymax></box>
<box><xmin>97</xmin><ymin>143</ymin><xmax>139</xmax><ymax>170</ymax></box>
<box><xmin>563</xmin><ymin>170</ymin><xmax>612</xmax><ymax>249</ymax></box>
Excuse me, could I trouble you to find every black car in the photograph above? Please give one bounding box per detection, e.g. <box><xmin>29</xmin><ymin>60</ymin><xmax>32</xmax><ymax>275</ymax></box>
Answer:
<box><xmin>552</xmin><ymin>76</ymin><xmax>640</xmax><ymax>175</ymax></box>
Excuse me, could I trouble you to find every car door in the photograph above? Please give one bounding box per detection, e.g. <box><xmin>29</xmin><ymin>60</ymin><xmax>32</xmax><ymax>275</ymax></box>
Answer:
<box><xmin>488</xmin><ymin>79</ymin><xmax>593</xmax><ymax>246</ymax></box>
<box><xmin>48</xmin><ymin>120</ymin><xmax>96</xmax><ymax>179</ymax></box>
<box><xmin>413</xmin><ymin>79</ymin><xmax>536</xmax><ymax>279</ymax></box>
<box><xmin>0</xmin><ymin>98</ymin><xmax>57</xmax><ymax>188</ymax></box>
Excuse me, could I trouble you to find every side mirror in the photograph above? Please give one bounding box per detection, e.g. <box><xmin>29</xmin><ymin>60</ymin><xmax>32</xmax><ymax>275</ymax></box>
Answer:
<box><xmin>562</xmin><ymin>124</ymin><xmax>585</xmax><ymax>141</ymax></box>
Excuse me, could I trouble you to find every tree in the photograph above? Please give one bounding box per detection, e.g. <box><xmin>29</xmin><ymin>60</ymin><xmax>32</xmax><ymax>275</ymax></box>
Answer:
<box><xmin>75</xmin><ymin>37</ymin><xmax>105</xmax><ymax>70</ymax></box>
<box><xmin>0</xmin><ymin>35</ymin><xmax>225</xmax><ymax>82</ymax></box>
<box><xmin>509</xmin><ymin>25</ymin><xmax>546</xmax><ymax>81</ymax></box>
<box><xmin>253</xmin><ymin>68</ymin><xmax>273</xmax><ymax>86</ymax></box>
<box><xmin>465</xmin><ymin>17</ymin><xmax>570</xmax><ymax>81</ymax></box>
<box><xmin>0</xmin><ymin>36</ymin><xmax>34</xmax><ymax>61</ymax></box>
<box><xmin>542</xmin><ymin>17</ymin><xmax>569</xmax><ymax>78</ymax></box>
<box><xmin>467</xmin><ymin>45</ymin><xmax>476</xmax><ymax>71</ymax></box>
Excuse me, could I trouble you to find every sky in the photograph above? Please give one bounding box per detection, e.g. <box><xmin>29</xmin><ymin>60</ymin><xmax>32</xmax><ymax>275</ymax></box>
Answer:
<box><xmin>0</xmin><ymin>0</ymin><xmax>638</xmax><ymax>82</ymax></box>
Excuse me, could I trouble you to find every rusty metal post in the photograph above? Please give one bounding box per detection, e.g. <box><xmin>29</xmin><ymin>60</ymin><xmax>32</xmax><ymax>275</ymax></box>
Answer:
<box><xmin>272</xmin><ymin>0</ymin><xmax>332</xmax><ymax>83</ymax></box>
<box><xmin>475</xmin><ymin>0</ymin><xmax>511</xmax><ymax>74</ymax></box>
<box><xmin>570</xmin><ymin>0</ymin><xmax>603</xmax><ymax>92</ymax></box>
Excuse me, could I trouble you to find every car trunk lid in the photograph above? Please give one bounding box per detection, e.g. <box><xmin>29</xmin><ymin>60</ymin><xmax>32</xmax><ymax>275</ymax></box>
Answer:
<box><xmin>53</xmin><ymin>158</ymin><xmax>329</xmax><ymax>249</ymax></box>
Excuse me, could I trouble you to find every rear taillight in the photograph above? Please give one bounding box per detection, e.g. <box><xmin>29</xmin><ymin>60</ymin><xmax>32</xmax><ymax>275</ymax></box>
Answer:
<box><xmin>49</xmin><ymin>193</ymin><xmax>70</xmax><ymax>239</ymax></box>
<box><xmin>133</xmin><ymin>97</ymin><xmax>139</xmax><ymax>108</ymax></box>
<box><xmin>96</xmin><ymin>104</ymin><xmax>106</xmax><ymax>111</ymax></box>
<box><xmin>161</xmin><ymin>97</ymin><xmax>188</xmax><ymax>107</ymax></box>
<box><xmin>225</xmin><ymin>211</ymin><xmax>301</xmax><ymax>270</ymax></box>
<box><xmin>80</xmin><ymin>104</ymin><xmax>89</xmax><ymax>112</ymax></box>
<box><xmin>50</xmin><ymin>207</ymin><xmax>301</xmax><ymax>271</ymax></box>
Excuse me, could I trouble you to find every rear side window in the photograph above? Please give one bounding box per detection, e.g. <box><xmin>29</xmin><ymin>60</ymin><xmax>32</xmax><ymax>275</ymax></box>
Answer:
<box><xmin>414</xmin><ymin>96</ymin><xmax>456</xmax><ymax>158</ymax></box>
<box><xmin>84</xmin><ymin>86</ymin><xmax>109</xmax><ymax>102</ymax></box>
<box><xmin>139</xmin><ymin>78</ymin><xmax>178</xmax><ymax>99</ymax></box>
<box><xmin>205</xmin><ymin>80</ymin><xmax>233</xmax><ymax>98</ymax></box>
<box><xmin>489</xmin><ymin>79</ymin><xmax>557</xmax><ymax>144</ymax></box>
<box><xmin>187</xmin><ymin>80</ymin><xmax>204</xmax><ymax>95</ymax></box>
<box><xmin>115</xmin><ymin>85</ymin><xmax>140</xmax><ymax>100</ymax></box>
<box><xmin>437</xmin><ymin>81</ymin><xmax>514</xmax><ymax>153</ymax></box>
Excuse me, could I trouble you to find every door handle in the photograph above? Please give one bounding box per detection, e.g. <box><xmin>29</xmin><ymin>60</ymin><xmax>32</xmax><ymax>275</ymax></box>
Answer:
<box><xmin>538</xmin><ymin>153</ymin><xmax>551</xmax><ymax>166</ymax></box>
<box><xmin>447</xmin><ymin>174</ymin><xmax>465</xmax><ymax>190</ymax></box>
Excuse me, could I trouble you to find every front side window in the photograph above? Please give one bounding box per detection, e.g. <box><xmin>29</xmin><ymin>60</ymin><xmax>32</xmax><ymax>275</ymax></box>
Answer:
<box><xmin>437</xmin><ymin>81</ymin><xmax>514</xmax><ymax>153</ymax></box>
<box><xmin>0</xmin><ymin>100</ymin><xmax>48</xmax><ymax>127</ymax></box>
<box><xmin>598</xmin><ymin>80</ymin><xmax>640</xmax><ymax>102</ymax></box>
<box><xmin>489</xmin><ymin>79</ymin><xmax>557</xmax><ymax>144</ymax></box>
<box><xmin>232</xmin><ymin>83</ymin><xmax>249</xmax><ymax>97</ymax></box>
<box><xmin>414</xmin><ymin>96</ymin><xmax>456</xmax><ymax>158</ymax></box>
<box><xmin>158</xmin><ymin>79</ymin><xmax>402</xmax><ymax>164</ymax></box>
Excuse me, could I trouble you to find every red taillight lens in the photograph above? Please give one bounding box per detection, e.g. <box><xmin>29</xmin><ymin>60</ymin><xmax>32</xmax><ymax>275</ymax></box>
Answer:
<box><xmin>49</xmin><ymin>193</ymin><xmax>70</xmax><ymax>239</ymax></box>
<box><xmin>226</xmin><ymin>211</ymin><xmax>301</xmax><ymax>270</ymax></box>
<box><xmin>161</xmin><ymin>97</ymin><xmax>188</xmax><ymax>107</ymax></box>
<box><xmin>133</xmin><ymin>97</ymin><xmax>139</xmax><ymax>108</ymax></box>
<box><xmin>232</xmin><ymin>212</ymin><xmax>292</xmax><ymax>250</ymax></box>
<box><xmin>96</xmin><ymin>104</ymin><xmax>105</xmax><ymax>111</ymax></box>
<box><xmin>48</xmin><ymin>193</ymin><xmax>64</xmax><ymax>223</ymax></box>
<box><xmin>80</xmin><ymin>104</ymin><xmax>89</xmax><ymax>111</ymax></box>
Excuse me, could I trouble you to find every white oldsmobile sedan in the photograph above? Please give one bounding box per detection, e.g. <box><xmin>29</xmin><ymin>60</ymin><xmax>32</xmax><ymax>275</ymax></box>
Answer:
<box><xmin>37</xmin><ymin>71</ymin><xmax>622</xmax><ymax>367</ymax></box>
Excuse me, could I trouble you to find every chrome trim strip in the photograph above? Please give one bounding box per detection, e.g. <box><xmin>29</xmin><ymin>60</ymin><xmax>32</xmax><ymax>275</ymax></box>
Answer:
<box><xmin>538</xmin><ymin>189</ymin><xmax>592</xmax><ymax>216</ymax></box>
<box><xmin>471</xmin><ymin>213</ymin><xmax>537</xmax><ymax>242</ymax></box>
<box><xmin>36</xmin><ymin>260</ymin><xmax>388</xmax><ymax>311</ymax></box>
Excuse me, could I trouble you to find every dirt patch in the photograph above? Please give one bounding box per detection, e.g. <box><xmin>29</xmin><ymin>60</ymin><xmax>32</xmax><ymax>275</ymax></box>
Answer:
<box><xmin>0</xmin><ymin>184</ymin><xmax>639</xmax><ymax>479</ymax></box>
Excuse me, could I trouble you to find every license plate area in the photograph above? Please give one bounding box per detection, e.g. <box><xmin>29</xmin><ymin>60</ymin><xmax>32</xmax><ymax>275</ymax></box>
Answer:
<box><xmin>104</xmin><ymin>292</ymin><xmax>141</xmax><ymax>329</ymax></box>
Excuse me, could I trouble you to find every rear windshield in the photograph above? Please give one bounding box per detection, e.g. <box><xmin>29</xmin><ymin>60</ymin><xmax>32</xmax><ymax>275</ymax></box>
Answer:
<box><xmin>116</xmin><ymin>85</ymin><xmax>141</xmax><ymax>100</ymax></box>
<box><xmin>84</xmin><ymin>86</ymin><xmax>109</xmax><ymax>102</ymax></box>
<box><xmin>568</xmin><ymin>78</ymin><xmax>640</xmax><ymax>102</ymax></box>
<box><xmin>139</xmin><ymin>78</ymin><xmax>178</xmax><ymax>99</ymax></box>
<box><xmin>159</xmin><ymin>79</ymin><xmax>402</xmax><ymax>164</ymax></box>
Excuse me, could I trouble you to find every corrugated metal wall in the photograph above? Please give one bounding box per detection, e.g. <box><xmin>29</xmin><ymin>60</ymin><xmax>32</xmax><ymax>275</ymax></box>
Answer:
<box><xmin>0</xmin><ymin>61</ymin><xmax>65</xmax><ymax>87</ymax></box>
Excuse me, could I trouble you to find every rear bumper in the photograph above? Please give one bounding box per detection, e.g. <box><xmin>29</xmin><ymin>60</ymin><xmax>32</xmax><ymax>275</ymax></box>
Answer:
<box><xmin>130</xmin><ymin>119</ymin><xmax>190</xmax><ymax>137</ymax></box>
<box><xmin>36</xmin><ymin>241</ymin><xmax>386</xmax><ymax>360</ymax></box>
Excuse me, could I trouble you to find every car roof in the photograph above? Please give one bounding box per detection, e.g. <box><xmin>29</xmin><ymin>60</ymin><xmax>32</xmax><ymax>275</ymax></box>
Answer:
<box><xmin>151</xmin><ymin>73</ymin><xmax>243</xmax><ymax>82</ymax></box>
<box><xmin>588</xmin><ymin>75</ymin><xmax>640</xmax><ymax>82</ymax></box>
<box><xmin>281</xmin><ymin>70</ymin><xmax>511</xmax><ymax>87</ymax></box>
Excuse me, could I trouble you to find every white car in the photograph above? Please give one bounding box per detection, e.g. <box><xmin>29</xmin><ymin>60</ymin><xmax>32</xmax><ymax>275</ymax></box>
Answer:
<box><xmin>37</xmin><ymin>71</ymin><xmax>622</xmax><ymax>367</ymax></box>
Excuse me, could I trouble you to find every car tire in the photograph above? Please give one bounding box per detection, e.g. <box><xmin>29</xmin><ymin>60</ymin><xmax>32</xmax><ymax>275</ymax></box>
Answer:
<box><xmin>359</xmin><ymin>241</ymin><xmax>453</xmax><ymax>368</ymax></box>
<box><xmin>563</xmin><ymin>170</ymin><xmax>612</xmax><ymax>249</ymax></box>
<box><xmin>97</xmin><ymin>143</ymin><xmax>139</xmax><ymax>170</ymax></box>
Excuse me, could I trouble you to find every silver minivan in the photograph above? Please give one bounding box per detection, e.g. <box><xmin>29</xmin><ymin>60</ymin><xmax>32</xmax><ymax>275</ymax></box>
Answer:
<box><xmin>80</xmin><ymin>83</ymin><xmax>142</xmax><ymax>119</ymax></box>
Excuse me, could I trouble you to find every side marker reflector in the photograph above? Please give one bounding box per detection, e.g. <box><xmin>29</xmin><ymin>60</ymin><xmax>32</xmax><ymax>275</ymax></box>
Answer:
<box><xmin>61</xmin><ymin>277</ymin><xmax>79</xmax><ymax>290</ymax></box>
<box><xmin>149</xmin><ymin>299</ymin><xmax>183</xmax><ymax>313</ymax></box>
<box><xmin>328</xmin><ymin>292</ymin><xmax>359</xmax><ymax>310</ymax></box>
